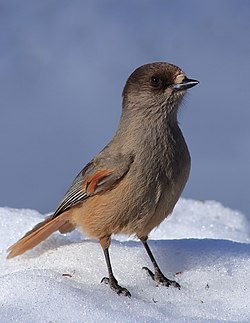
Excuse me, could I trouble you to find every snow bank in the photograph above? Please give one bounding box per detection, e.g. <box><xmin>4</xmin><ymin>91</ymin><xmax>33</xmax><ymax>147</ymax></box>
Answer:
<box><xmin>1</xmin><ymin>199</ymin><xmax>250</xmax><ymax>322</ymax></box>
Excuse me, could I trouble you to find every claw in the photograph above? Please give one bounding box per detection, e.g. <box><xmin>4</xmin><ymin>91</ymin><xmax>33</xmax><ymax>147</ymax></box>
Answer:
<box><xmin>142</xmin><ymin>267</ymin><xmax>180</xmax><ymax>289</ymax></box>
<box><xmin>142</xmin><ymin>266</ymin><xmax>155</xmax><ymax>280</ymax></box>
<box><xmin>101</xmin><ymin>277</ymin><xmax>131</xmax><ymax>297</ymax></box>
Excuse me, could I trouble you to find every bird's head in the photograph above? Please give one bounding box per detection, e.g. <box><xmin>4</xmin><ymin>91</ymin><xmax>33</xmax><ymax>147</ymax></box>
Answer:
<box><xmin>122</xmin><ymin>62</ymin><xmax>199</xmax><ymax>117</ymax></box>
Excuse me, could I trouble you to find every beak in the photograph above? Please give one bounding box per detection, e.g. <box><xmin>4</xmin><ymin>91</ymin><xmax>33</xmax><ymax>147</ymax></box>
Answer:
<box><xmin>173</xmin><ymin>77</ymin><xmax>199</xmax><ymax>91</ymax></box>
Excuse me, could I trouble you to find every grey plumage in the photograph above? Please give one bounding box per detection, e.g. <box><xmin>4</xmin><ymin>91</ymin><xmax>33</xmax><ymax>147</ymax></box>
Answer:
<box><xmin>7</xmin><ymin>62</ymin><xmax>199</xmax><ymax>297</ymax></box>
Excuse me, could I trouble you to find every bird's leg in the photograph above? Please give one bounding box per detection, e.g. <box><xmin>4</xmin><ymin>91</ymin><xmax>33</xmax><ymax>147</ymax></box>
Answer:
<box><xmin>100</xmin><ymin>236</ymin><xmax>131</xmax><ymax>297</ymax></box>
<box><xmin>141</xmin><ymin>238</ymin><xmax>180</xmax><ymax>289</ymax></box>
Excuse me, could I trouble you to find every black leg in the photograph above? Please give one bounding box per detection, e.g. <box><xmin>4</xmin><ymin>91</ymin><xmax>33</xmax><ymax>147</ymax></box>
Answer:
<box><xmin>101</xmin><ymin>245</ymin><xmax>131</xmax><ymax>297</ymax></box>
<box><xmin>141</xmin><ymin>239</ymin><xmax>180</xmax><ymax>289</ymax></box>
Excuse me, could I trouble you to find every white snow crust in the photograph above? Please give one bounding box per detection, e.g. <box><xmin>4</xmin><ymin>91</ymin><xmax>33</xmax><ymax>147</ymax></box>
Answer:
<box><xmin>1</xmin><ymin>199</ymin><xmax>250</xmax><ymax>322</ymax></box>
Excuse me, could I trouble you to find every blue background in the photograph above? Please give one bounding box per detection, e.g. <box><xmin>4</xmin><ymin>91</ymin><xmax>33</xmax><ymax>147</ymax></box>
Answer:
<box><xmin>0</xmin><ymin>1</ymin><xmax>249</xmax><ymax>216</ymax></box>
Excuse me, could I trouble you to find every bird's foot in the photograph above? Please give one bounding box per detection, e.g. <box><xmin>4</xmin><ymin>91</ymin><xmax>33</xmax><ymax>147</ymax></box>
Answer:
<box><xmin>142</xmin><ymin>267</ymin><xmax>180</xmax><ymax>289</ymax></box>
<box><xmin>101</xmin><ymin>276</ymin><xmax>131</xmax><ymax>297</ymax></box>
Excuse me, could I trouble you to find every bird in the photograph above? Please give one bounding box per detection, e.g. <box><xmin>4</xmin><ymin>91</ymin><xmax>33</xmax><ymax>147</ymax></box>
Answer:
<box><xmin>7</xmin><ymin>62</ymin><xmax>199</xmax><ymax>297</ymax></box>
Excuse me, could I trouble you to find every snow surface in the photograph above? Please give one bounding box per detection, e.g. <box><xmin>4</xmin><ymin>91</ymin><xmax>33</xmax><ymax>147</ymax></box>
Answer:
<box><xmin>1</xmin><ymin>198</ymin><xmax>250</xmax><ymax>322</ymax></box>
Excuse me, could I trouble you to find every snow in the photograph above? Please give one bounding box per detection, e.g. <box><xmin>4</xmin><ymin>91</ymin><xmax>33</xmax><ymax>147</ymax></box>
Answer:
<box><xmin>1</xmin><ymin>199</ymin><xmax>250</xmax><ymax>322</ymax></box>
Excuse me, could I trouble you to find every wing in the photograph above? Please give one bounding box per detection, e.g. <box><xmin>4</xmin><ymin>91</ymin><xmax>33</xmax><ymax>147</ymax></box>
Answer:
<box><xmin>53</xmin><ymin>155</ymin><xmax>133</xmax><ymax>218</ymax></box>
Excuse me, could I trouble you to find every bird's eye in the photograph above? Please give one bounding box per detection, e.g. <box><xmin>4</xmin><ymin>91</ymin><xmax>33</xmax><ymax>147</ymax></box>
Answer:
<box><xmin>150</xmin><ymin>76</ymin><xmax>161</xmax><ymax>88</ymax></box>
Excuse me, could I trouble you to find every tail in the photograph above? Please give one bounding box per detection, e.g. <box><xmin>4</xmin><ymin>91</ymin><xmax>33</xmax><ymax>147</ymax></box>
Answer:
<box><xmin>7</xmin><ymin>214</ymin><xmax>69</xmax><ymax>259</ymax></box>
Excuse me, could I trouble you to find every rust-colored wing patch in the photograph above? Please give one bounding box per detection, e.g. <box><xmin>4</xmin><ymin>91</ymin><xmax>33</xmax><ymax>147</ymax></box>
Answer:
<box><xmin>84</xmin><ymin>169</ymin><xmax>115</xmax><ymax>195</ymax></box>
<box><xmin>53</xmin><ymin>154</ymin><xmax>134</xmax><ymax>218</ymax></box>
